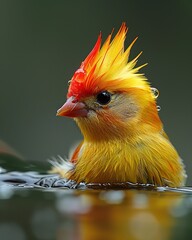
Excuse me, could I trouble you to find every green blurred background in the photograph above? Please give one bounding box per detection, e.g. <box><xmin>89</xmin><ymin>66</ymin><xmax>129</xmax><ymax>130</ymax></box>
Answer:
<box><xmin>0</xmin><ymin>1</ymin><xmax>191</xmax><ymax>184</ymax></box>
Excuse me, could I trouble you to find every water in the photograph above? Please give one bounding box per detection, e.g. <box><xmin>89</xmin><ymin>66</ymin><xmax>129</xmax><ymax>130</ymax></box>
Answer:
<box><xmin>151</xmin><ymin>87</ymin><xmax>159</xmax><ymax>99</ymax></box>
<box><xmin>1</xmin><ymin>154</ymin><xmax>192</xmax><ymax>240</ymax></box>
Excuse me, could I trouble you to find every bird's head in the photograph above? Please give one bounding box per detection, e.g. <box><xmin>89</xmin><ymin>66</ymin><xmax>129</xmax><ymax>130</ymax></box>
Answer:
<box><xmin>57</xmin><ymin>23</ymin><xmax>162</xmax><ymax>141</ymax></box>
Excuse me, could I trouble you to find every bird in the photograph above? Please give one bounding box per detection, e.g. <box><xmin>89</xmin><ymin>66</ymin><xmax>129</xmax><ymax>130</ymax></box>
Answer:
<box><xmin>53</xmin><ymin>23</ymin><xmax>186</xmax><ymax>187</ymax></box>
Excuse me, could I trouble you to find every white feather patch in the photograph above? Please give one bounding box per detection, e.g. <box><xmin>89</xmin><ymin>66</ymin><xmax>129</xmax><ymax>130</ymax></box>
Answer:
<box><xmin>49</xmin><ymin>155</ymin><xmax>74</xmax><ymax>173</ymax></box>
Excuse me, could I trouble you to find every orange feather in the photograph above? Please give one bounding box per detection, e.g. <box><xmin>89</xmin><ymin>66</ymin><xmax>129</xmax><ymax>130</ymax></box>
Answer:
<box><xmin>54</xmin><ymin>23</ymin><xmax>186</xmax><ymax>187</ymax></box>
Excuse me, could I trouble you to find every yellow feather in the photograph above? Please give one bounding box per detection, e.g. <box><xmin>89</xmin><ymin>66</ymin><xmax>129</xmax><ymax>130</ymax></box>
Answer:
<box><xmin>53</xmin><ymin>23</ymin><xmax>186</xmax><ymax>187</ymax></box>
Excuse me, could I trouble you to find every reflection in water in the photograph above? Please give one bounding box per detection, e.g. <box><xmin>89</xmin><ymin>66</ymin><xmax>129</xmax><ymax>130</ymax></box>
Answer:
<box><xmin>1</xmin><ymin>185</ymin><xmax>190</xmax><ymax>240</ymax></box>
<box><xmin>67</xmin><ymin>191</ymin><xmax>182</xmax><ymax>240</ymax></box>
<box><xmin>0</xmin><ymin>155</ymin><xmax>192</xmax><ymax>240</ymax></box>
<box><xmin>0</xmin><ymin>222</ymin><xmax>26</xmax><ymax>240</ymax></box>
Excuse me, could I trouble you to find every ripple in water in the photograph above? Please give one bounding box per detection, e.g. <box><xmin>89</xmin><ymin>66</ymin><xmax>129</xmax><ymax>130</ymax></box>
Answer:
<box><xmin>0</xmin><ymin>155</ymin><xmax>192</xmax><ymax>193</ymax></box>
<box><xmin>0</xmin><ymin>170</ymin><xmax>192</xmax><ymax>194</ymax></box>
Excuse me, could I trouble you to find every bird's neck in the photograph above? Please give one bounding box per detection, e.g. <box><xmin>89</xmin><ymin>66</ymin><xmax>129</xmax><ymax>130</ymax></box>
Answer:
<box><xmin>76</xmin><ymin>117</ymin><xmax>163</xmax><ymax>143</ymax></box>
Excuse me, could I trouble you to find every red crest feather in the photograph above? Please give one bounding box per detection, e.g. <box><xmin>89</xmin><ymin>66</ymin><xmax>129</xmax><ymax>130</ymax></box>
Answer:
<box><xmin>67</xmin><ymin>23</ymin><xmax>149</xmax><ymax>100</ymax></box>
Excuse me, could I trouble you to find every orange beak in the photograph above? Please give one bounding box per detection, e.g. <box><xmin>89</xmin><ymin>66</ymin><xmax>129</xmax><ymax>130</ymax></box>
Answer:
<box><xmin>56</xmin><ymin>96</ymin><xmax>88</xmax><ymax>118</ymax></box>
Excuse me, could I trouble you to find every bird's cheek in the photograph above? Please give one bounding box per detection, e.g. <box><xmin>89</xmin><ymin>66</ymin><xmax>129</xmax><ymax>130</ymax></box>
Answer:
<box><xmin>57</xmin><ymin>96</ymin><xmax>88</xmax><ymax>118</ymax></box>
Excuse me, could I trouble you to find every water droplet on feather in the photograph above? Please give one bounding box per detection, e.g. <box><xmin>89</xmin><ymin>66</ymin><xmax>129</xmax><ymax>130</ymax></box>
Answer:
<box><xmin>151</xmin><ymin>88</ymin><xmax>159</xmax><ymax>99</ymax></box>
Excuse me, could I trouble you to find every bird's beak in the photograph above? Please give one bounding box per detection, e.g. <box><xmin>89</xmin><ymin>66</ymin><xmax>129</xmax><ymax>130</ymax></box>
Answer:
<box><xmin>56</xmin><ymin>96</ymin><xmax>88</xmax><ymax>118</ymax></box>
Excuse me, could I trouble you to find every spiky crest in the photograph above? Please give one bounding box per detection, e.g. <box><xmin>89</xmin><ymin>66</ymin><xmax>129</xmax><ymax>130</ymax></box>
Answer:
<box><xmin>67</xmin><ymin>23</ymin><xmax>150</xmax><ymax>100</ymax></box>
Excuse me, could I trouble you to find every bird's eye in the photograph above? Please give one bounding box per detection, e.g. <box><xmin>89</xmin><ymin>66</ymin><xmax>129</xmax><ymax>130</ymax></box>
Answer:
<box><xmin>96</xmin><ymin>91</ymin><xmax>111</xmax><ymax>105</ymax></box>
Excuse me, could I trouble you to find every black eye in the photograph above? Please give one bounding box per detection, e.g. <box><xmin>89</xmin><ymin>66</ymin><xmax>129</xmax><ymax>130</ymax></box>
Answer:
<box><xmin>96</xmin><ymin>91</ymin><xmax>111</xmax><ymax>105</ymax></box>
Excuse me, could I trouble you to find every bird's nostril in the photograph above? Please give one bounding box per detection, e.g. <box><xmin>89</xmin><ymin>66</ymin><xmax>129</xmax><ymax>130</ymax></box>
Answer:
<box><xmin>71</xmin><ymin>97</ymin><xmax>78</xmax><ymax>103</ymax></box>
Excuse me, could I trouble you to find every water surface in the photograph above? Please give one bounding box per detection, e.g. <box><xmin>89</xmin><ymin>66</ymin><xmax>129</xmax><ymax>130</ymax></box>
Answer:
<box><xmin>0</xmin><ymin>154</ymin><xmax>192</xmax><ymax>240</ymax></box>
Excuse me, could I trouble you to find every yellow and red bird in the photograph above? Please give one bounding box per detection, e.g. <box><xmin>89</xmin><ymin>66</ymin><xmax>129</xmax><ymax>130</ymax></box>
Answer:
<box><xmin>54</xmin><ymin>23</ymin><xmax>186</xmax><ymax>187</ymax></box>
